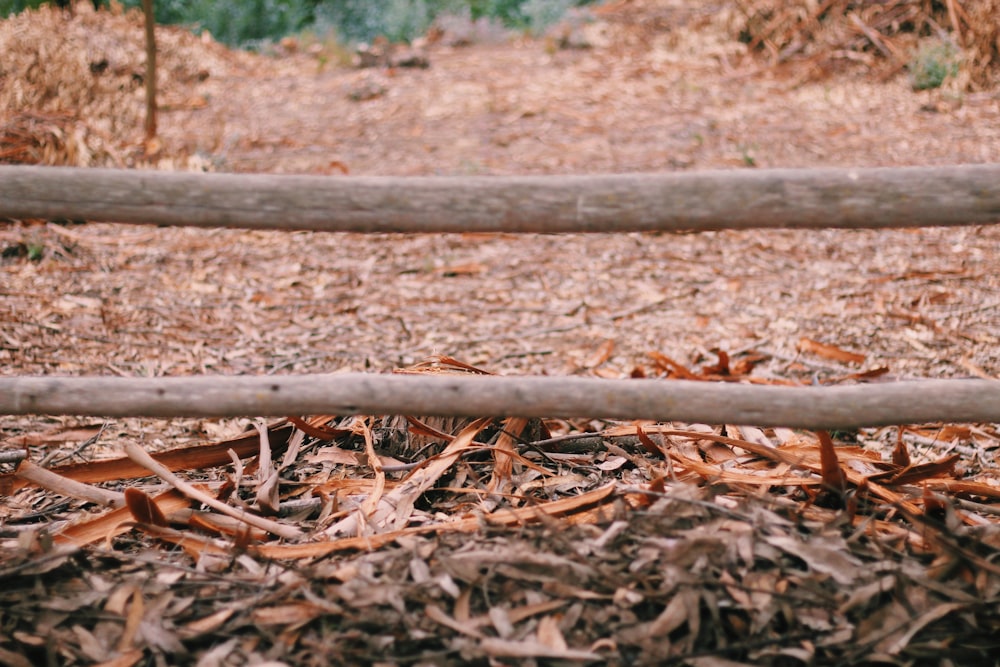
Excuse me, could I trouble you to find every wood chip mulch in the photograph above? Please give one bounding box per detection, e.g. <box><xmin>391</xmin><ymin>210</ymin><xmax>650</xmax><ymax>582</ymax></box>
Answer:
<box><xmin>2</xmin><ymin>2</ymin><xmax>1000</xmax><ymax>665</ymax></box>
<box><xmin>2</xmin><ymin>356</ymin><xmax>999</xmax><ymax>665</ymax></box>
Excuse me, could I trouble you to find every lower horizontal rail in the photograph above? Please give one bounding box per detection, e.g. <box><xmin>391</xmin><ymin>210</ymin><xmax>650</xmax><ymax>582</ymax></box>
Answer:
<box><xmin>1</xmin><ymin>375</ymin><xmax>997</xmax><ymax>428</ymax></box>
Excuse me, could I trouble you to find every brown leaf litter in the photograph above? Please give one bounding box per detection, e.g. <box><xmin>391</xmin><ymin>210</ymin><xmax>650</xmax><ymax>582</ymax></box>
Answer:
<box><xmin>730</xmin><ymin>0</ymin><xmax>1000</xmax><ymax>90</ymax></box>
<box><xmin>0</xmin><ymin>2</ymin><xmax>245</xmax><ymax>168</ymax></box>
<box><xmin>3</xmin><ymin>0</ymin><xmax>1000</xmax><ymax>172</ymax></box>
<box><xmin>2</xmin><ymin>357</ymin><xmax>999</xmax><ymax>665</ymax></box>
<box><xmin>3</xmin><ymin>1</ymin><xmax>1000</xmax><ymax>665</ymax></box>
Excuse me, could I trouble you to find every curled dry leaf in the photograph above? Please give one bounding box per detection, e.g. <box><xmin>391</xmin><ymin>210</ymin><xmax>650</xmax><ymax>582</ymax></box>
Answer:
<box><xmin>123</xmin><ymin>488</ymin><xmax>168</xmax><ymax>527</ymax></box>
<box><xmin>798</xmin><ymin>337</ymin><xmax>866</xmax><ymax>364</ymax></box>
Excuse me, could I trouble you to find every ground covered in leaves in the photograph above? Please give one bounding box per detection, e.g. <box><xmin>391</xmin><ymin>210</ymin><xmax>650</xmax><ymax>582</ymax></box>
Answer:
<box><xmin>2</xmin><ymin>1</ymin><xmax>1000</xmax><ymax>665</ymax></box>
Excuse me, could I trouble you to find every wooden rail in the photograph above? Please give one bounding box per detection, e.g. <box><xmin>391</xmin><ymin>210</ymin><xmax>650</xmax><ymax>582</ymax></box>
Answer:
<box><xmin>3</xmin><ymin>165</ymin><xmax>998</xmax><ymax>426</ymax></box>
<box><xmin>2</xmin><ymin>164</ymin><xmax>999</xmax><ymax>233</ymax></box>
<box><xmin>1</xmin><ymin>375</ymin><xmax>997</xmax><ymax>428</ymax></box>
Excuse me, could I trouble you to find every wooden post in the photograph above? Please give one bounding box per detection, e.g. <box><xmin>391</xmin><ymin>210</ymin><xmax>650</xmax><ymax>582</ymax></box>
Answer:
<box><xmin>142</xmin><ymin>0</ymin><xmax>157</xmax><ymax>141</ymax></box>
<box><xmin>0</xmin><ymin>164</ymin><xmax>998</xmax><ymax>233</ymax></box>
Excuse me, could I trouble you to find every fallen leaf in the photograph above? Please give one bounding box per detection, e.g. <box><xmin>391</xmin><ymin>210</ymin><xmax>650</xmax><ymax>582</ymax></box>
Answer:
<box><xmin>583</xmin><ymin>339</ymin><xmax>615</xmax><ymax>369</ymax></box>
<box><xmin>798</xmin><ymin>337</ymin><xmax>866</xmax><ymax>364</ymax></box>
<box><xmin>123</xmin><ymin>488</ymin><xmax>168</xmax><ymax>526</ymax></box>
<box><xmin>816</xmin><ymin>431</ymin><xmax>847</xmax><ymax>499</ymax></box>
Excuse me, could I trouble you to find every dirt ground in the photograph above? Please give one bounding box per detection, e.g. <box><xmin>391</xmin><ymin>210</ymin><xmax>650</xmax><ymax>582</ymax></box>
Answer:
<box><xmin>2</xmin><ymin>1</ymin><xmax>1000</xmax><ymax>665</ymax></box>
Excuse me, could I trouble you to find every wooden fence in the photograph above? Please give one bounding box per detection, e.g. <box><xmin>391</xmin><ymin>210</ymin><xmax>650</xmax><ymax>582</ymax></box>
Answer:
<box><xmin>1</xmin><ymin>164</ymin><xmax>998</xmax><ymax>427</ymax></box>
<box><xmin>2</xmin><ymin>374</ymin><xmax>999</xmax><ymax>429</ymax></box>
<box><xmin>2</xmin><ymin>164</ymin><xmax>1000</xmax><ymax>233</ymax></box>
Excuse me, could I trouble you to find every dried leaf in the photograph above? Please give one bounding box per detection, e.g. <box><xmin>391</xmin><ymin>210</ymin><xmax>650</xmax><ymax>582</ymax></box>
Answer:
<box><xmin>123</xmin><ymin>488</ymin><xmax>168</xmax><ymax>527</ymax></box>
<box><xmin>488</xmin><ymin>417</ymin><xmax>528</xmax><ymax>492</ymax></box>
<box><xmin>700</xmin><ymin>348</ymin><xmax>731</xmax><ymax>375</ymax></box>
<box><xmin>252</xmin><ymin>602</ymin><xmax>323</xmax><ymax>626</ymax></box>
<box><xmin>765</xmin><ymin>534</ymin><xmax>863</xmax><ymax>585</ymax></box>
<box><xmin>874</xmin><ymin>454</ymin><xmax>959</xmax><ymax>486</ymax></box>
<box><xmin>648</xmin><ymin>351</ymin><xmax>700</xmax><ymax>379</ymax></box>
<box><xmin>6</xmin><ymin>424</ymin><xmax>101</xmax><ymax>446</ymax></box>
<box><xmin>357</xmin><ymin>419</ymin><xmax>386</xmax><ymax>516</ymax></box>
<box><xmin>635</xmin><ymin>424</ymin><xmax>664</xmax><ymax>458</ymax></box>
<box><xmin>797</xmin><ymin>337</ymin><xmax>866</xmax><ymax>364</ymax></box>
<box><xmin>478</xmin><ymin>637</ymin><xmax>601</xmax><ymax>660</ymax></box>
<box><xmin>816</xmin><ymin>431</ymin><xmax>847</xmax><ymax>498</ymax></box>
<box><xmin>426</xmin><ymin>603</ymin><xmax>485</xmax><ymax>638</ymax></box>
<box><xmin>879</xmin><ymin>602</ymin><xmax>966</xmax><ymax>655</ymax></box>
<box><xmin>286</xmin><ymin>415</ymin><xmax>351</xmax><ymax>441</ymax></box>
<box><xmin>0</xmin><ymin>422</ymin><xmax>294</xmax><ymax>494</ymax></box>
<box><xmin>648</xmin><ymin>593</ymin><xmax>689</xmax><ymax>636</ymax></box>
<box><xmin>435</xmin><ymin>261</ymin><xmax>487</xmax><ymax>276</ymax></box>
<box><xmin>892</xmin><ymin>431</ymin><xmax>911</xmax><ymax>466</ymax></box>
<box><xmin>130</xmin><ymin>523</ymin><xmax>232</xmax><ymax>559</ymax></box>
<box><xmin>54</xmin><ymin>490</ymin><xmax>190</xmax><ymax>548</ymax></box>
<box><xmin>844</xmin><ymin>366</ymin><xmax>891</xmax><ymax>381</ymax></box>
<box><xmin>583</xmin><ymin>339</ymin><xmax>615</xmax><ymax>368</ymax></box>
<box><xmin>405</xmin><ymin>415</ymin><xmax>457</xmax><ymax>440</ymax></box>
<box><xmin>124</xmin><ymin>442</ymin><xmax>303</xmax><ymax>541</ymax></box>
<box><xmin>117</xmin><ymin>588</ymin><xmax>144</xmax><ymax>652</ymax></box>
<box><xmin>178</xmin><ymin>609</ymin><xmax>235</xmax><ymax>639</ymax></box>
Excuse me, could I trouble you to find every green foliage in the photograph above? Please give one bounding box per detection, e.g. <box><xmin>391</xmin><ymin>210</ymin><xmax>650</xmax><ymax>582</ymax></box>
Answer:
<box><xmin>118</xmin><ymin>0</ymin><xmax>318</xmax><ymax>47</ymax></box>
<box><xmin>518</xmin><ymin>0</ymin><xmax>573</xmax><ymax>34</ymax></box>
<box><xmin>316</xmin><ymin>0</ymin><xmax>587</xmax><ymax>44</ymax></box>
<box><xmin>26</xmin><ymin>243</ymin><xmax>45</xmax><ymax>261</ymax></box>
<box><xmin>909</xmin><ymin>38</ymin><xmax>961</xmax><ymax>91</ymax></box>
<box><xmin>0</xmin><ymin>0</ymin><xmax>108</xmax><ymax>13</ymax></box>
<box><xmin>316</xmin><ymin>0</ymin><xmax>456</xmax><ymax>44</ymax></box>
<box><xmin>467</xmin><ymin>0</ymin><xmax>581</xmax><ymax>33</ymax></box>
<box><xmin>1</xmin><ymin>0</ymin><xmax>593</xmax><ymax>47</ymax></box>
<box><xmin>0</xmin><ymin>0</ymin><xmax>51</xmax><ymax>13</ymax></box>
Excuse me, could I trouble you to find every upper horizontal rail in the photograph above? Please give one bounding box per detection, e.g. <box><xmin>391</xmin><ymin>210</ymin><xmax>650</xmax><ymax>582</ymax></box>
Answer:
<box><xmin>1</xmin><ymin>374</ymin><xmax>997</xmax><ymax>428</ymax></box>
<box><xmin>1</xmin><ymin>164</ymin><xmax>999</xmax><ymax>233</ymax></box>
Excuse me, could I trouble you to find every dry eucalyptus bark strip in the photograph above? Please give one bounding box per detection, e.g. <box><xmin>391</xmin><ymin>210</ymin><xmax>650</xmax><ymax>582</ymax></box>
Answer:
<box><xmin>322</xmin><ymin>418</ymin><xmax>490</xmax><ymax>538</ymax></box>
<box><xmin>15</xmin><ymin>459</ymin><xmax>125</xmax><ymax>508</ymax></box>
<box><xmin>124</xmin><ymin>442</ymin><xmax>303</xmax><ymax>541</ymax></box>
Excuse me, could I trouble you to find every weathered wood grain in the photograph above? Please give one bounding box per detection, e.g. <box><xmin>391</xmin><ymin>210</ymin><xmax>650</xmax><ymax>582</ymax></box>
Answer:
<box><xmin>1</xmin><ymin>164</ymin><xmax>998</xmax><ymax>232</ymax></box>
<box><xmin>1</xmin><ymin>374</ymin><xmax>996</xmax><ymax>428</ymax></box>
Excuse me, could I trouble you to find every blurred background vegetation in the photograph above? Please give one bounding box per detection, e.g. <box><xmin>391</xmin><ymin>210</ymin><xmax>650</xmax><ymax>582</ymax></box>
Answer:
<box><xmin>0</xmin><ymin>0</ymin><xmax>590</xmax><ymax>47</ymax></box>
